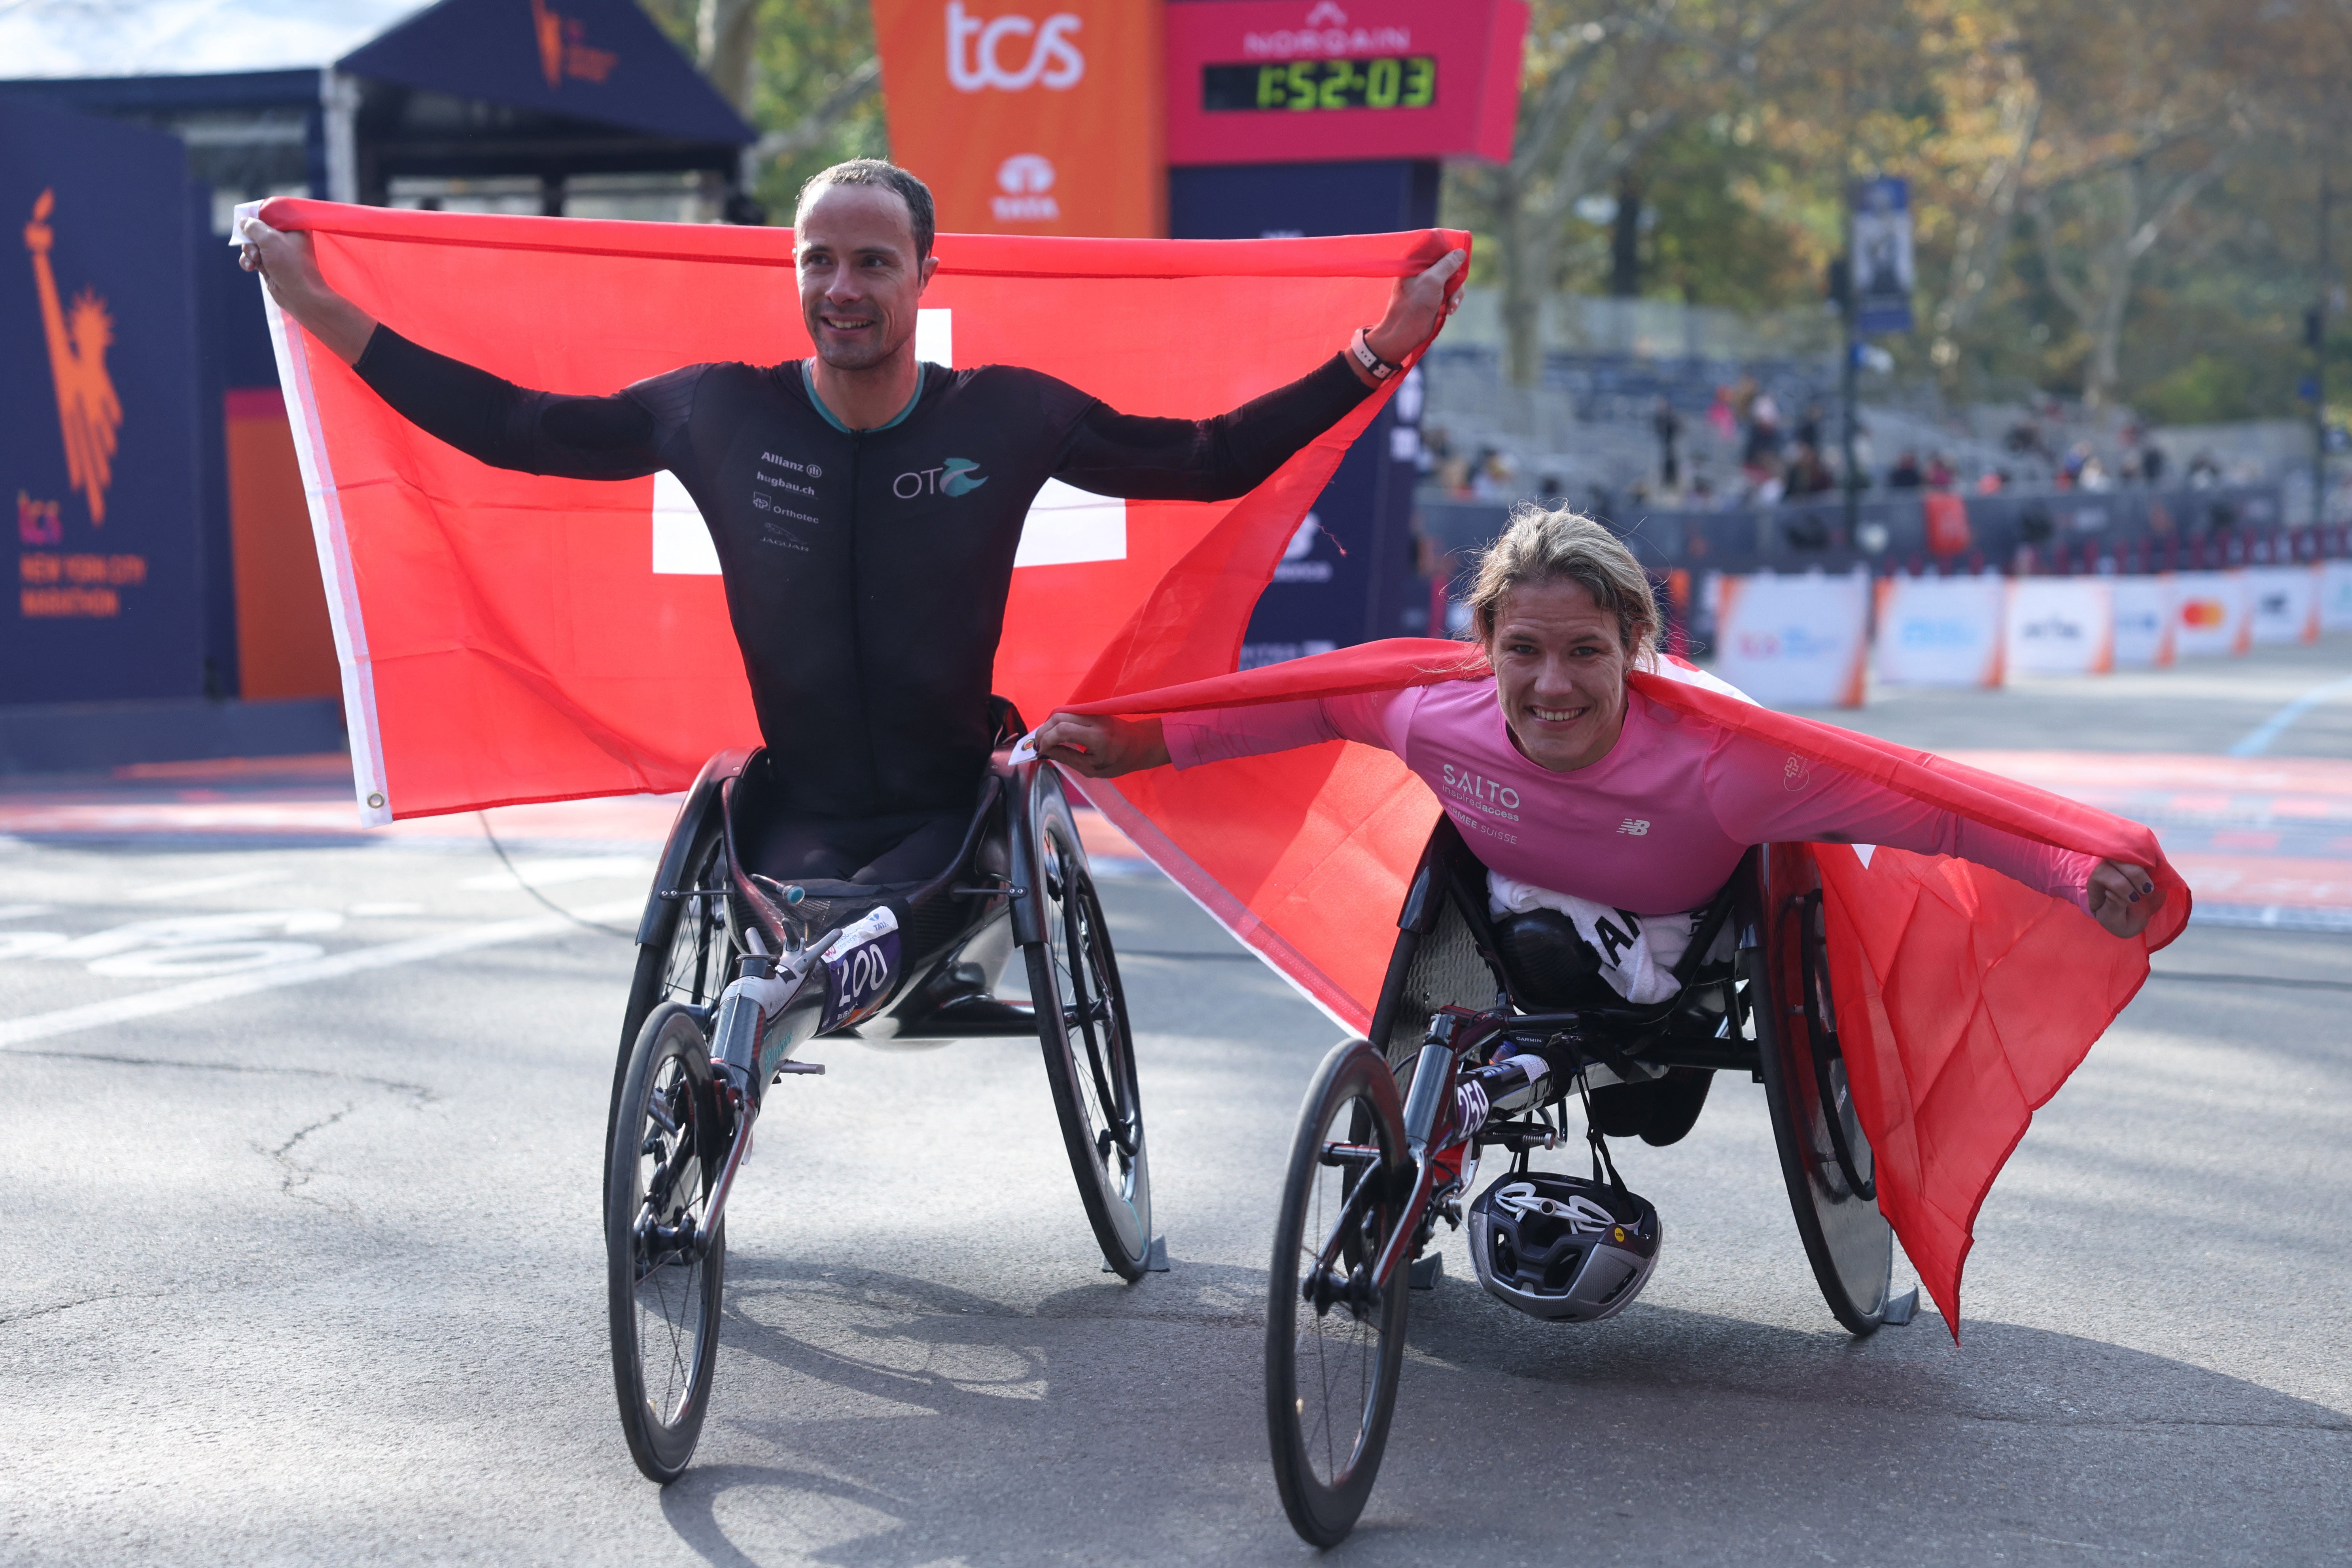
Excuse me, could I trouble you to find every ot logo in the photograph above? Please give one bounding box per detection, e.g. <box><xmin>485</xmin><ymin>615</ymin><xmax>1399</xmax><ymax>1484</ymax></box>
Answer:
<box><xmin>946</xmin><ymin>1</ymin><xmax>1084</xmax><ymax>92</ymax></box>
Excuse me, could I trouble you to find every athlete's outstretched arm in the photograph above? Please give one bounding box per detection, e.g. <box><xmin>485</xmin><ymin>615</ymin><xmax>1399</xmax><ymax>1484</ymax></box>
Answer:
<box><xmin>1051</xmin><ymin>248</ymin><xmax>1465</xmax><ymax>503</ymax></box>
<box><xmin>237</xmin><ymin>213</ymin><xmax>675</xmax><ymax>480</ymax></box>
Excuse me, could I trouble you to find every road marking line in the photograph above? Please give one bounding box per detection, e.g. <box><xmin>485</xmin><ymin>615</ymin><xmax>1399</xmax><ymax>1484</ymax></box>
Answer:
<box><xmin>2227</xmin><ymin>673</ymin><xmax>2352</xmax><ymax>758</ymax></box>
<box><xmin>0</xmin><ymin>900</ymin><xmax>640</xmax><ymax>1050</ymax></box>
<box><xmin>124</xmin><ymin>869</ymin><xmax>287</xmax><ymax>902</ymax></box>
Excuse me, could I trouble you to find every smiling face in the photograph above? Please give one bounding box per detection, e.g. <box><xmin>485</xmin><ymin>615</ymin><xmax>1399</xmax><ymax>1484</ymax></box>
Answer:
<box><xmin>1485</xmin><ymin>578</ymin><xmax>1633</xmax><ymax>772</ymax></box>
<box><xmin>794</xmin><ymin>183</ymin><xmax>936</xmax><ymax>371</ymax></box>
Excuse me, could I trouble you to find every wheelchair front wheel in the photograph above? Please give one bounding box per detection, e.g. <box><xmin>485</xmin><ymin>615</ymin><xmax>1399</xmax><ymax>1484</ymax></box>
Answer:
<box><xmin>1024</xmin><ymin>776</ymin><xmax>1152</xmax><ymax>1279</ymax></box>
<box><xmin>607</xmin><ymin>1003</ymin><xmax>727</xmax><ymax>1483</ymax></box>
<box><xmin>1265</xmin><ymin>1037</ymin><xmax>1412</xmax><ymax>1547</ymax></box>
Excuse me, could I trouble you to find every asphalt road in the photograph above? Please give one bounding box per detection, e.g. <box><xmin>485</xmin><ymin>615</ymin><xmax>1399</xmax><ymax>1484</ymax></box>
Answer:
<box><xmin>4</xmin><ymin>643</ymin><xmax>2348</xmax><ymax>1566</ymax></box>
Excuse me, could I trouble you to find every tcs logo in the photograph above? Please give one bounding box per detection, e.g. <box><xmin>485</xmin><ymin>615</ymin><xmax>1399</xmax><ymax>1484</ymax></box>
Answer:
<box><xmin>946</xmin><ymin>0</ymin><xmax>1084</xmax><ymax>92</ymax></box>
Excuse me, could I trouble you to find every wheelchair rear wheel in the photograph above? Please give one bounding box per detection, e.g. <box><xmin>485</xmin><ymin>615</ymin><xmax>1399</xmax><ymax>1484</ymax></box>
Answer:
<box><xmin>1746</xmin><ymin>844</ymin><xmax>1895</xmax><ymax>1335</ymax></box>
<box><xmin>610</xmin><ymin>806</ymin><xmax>734</xmax><ymax>1218</ymax></box>
<box><xmin>1024</xmin><ymin>774</ymin><xmax>1153</xmax><ymax>1279</ymax></box>
<box><xmin>607</xmin><ymin>1003</ymin><xmax>727</xmax><ymax>1482</ymax></box>
<box><xmin>1266</xmin><ymin>1037</ymin><xmax>1411</xmax><ymax>1547</ymax></box>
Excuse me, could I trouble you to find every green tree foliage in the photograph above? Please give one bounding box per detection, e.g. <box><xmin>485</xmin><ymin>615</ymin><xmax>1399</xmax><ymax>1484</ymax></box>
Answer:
<box><xmin>1449</xmin><ymin>0</ymin><xmax>2324</xmax><ymax>419</ymax></box>
<box><xmin>636</xmin><ymin>0</ymin><xmax>885</xmax><ymax>222</ymax></box>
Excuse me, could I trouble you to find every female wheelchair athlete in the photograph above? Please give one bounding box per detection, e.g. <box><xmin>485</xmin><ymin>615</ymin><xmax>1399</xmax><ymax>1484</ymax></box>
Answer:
<box><xmin>1264</xmin><ymin>815</ymin><xmax>1917</xmax><ymax>1545</ymax></box>
<box><xmin>602</xmin><ymin>704</ymin><xmax>1150</xmax><ymax>1482</ymax></box>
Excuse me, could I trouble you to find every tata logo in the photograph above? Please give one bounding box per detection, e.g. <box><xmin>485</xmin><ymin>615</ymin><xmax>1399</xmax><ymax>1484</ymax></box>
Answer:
<box><xmin>532</xmin><ymin>0</ymin><xmax>617</xmax><ymax>89</ymax></box>
<box><xmin>23</xmin><ymin>190</ymin><xmax>121</xmax><ymax>526</ymax></box>
<box><xmin>947</xmin><ymin>1</ymin><xmax>1084</xmax><ymax>92</ymax></box>
<box><xmin>993</xmin><ymin>155</ymin><xmax>1061</xmax><ymax>221</ymax></box>
<box><xmin>894</xmin><ymin>459</ymin><xmax>988</xmax><ymax>498</ymax></box>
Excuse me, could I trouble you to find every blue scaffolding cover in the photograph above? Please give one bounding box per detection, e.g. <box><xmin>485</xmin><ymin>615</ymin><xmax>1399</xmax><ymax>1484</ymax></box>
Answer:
<box><xmin>338</xmin><ymin>0</ymin><xmax>753</xmax><ymax>146</ymax></box>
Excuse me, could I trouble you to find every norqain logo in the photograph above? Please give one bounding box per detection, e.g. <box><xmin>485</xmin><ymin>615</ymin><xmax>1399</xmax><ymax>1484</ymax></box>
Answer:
<box><xmin>894</xmin><ymin>458</ymin><xmax>988</xmax><ymax>499</ymax></box>
<box><xmin>946</xmin><ymin>1</ymin><xmax>1084</xmax><ymax>92</ymax></box>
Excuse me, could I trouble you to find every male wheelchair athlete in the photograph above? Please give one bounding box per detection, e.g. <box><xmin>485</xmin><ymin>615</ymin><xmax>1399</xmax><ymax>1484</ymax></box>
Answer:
<box><xmin>603</xmin><ymin>704</ymin><xmax>1150</xmax><ymax>1482</ymax></box>
<box><xmin>1264</xmin><ymin>817</ymin><xmax>1917</xmax><ymax>1545</ymax></box>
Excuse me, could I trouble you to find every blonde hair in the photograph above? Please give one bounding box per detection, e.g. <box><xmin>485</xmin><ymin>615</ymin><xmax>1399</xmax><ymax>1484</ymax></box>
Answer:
<box><xmin>1463</xmin><ymin>502</ymin><xmax>1658</xmax><ymax>667</ymax></box>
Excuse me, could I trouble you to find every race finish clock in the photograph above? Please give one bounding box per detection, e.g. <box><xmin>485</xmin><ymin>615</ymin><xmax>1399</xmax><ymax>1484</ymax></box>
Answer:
<box><xmin>1164</xmin><ymin>0</ymin><xmax>1523</xmax><ymax>167</ymax></box>
<box><xmin>1203</xmin><ymin>55</ymin><xmax>1437</xmax><ymax>113</ymax></box>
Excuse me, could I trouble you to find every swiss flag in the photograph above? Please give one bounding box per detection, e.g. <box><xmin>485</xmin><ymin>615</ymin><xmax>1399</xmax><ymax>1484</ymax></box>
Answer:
<box><xmin>254</xmin><ymin>199</ymin><xmax>1458</xmax><ymax>823</ymax></box>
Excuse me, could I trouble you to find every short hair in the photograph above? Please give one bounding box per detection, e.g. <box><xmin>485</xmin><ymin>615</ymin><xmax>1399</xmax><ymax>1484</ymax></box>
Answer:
<box><xmin>1463</xmin><ymin>503</ymin><xmax>1658</xmax><ymax>667</ymax></box>
<box><xmin>794</xmin><ymin>159</ymin><xmax>935</xmax><ymax>260</ymax></box>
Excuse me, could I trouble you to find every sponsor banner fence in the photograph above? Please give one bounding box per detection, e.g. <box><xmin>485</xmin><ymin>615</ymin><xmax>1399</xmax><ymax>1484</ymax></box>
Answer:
<box><xmin>1705</xmin><ymin>569</ymin><xmax>1869</xmax><ymax>708</ymax></box>
<box><xmin>2173</xmin><ymin>569</ymin><xmax>2252</xmax><ymax>657</ymax></box>
<box><xmin>2109</xmin><ymin>575</ymin><xmax>2177</xmax><ymax>668</ymax></box>
<box><xmin>1873</xmin><ymin>573</ymin><xmax>2006</xmax><ymax>688</ymax></box>
<box><xmin>2005</xmin><ymin>577</ymin><xmax>2112</xmax><ymax>676</ymax></box>
<box><xmin>2246</xmin><ymin>564</ymin><xmax>2321</xmax><ymax>645</ymax></box>
<box><xmin>2325</xmin><ymin>559</ymin><xmax>2352</xmax><ymax>633</ymax></box>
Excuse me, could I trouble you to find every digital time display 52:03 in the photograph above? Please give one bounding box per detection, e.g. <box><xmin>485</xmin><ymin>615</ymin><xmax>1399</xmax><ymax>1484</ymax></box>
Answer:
<box><xmin>1202</xmin><ymin>56</ymin><xmax>1437</xmax><ymax>113</ymax></box>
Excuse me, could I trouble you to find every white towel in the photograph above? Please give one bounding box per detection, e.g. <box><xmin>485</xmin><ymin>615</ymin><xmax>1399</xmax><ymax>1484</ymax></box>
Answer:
<box><xmin>1487</xmin><ymin>872</ymin><xmax>1703</xmax><ymax>1004</ymax></box>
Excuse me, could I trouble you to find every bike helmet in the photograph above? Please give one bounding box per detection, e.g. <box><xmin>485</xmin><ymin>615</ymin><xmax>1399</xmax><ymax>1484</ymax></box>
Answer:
<box><xmin>1467</xmin><ymin>1170</ymin><xmax>1661</xmax><ymax>1322</ymax></box>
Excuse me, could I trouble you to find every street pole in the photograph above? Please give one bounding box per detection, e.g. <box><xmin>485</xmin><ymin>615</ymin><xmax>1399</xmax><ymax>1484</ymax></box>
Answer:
<box><xmin>2316</xmin><ymin>172</ymin><xmax>2332</xmax><ymax>530</ymax></box>
<box><xmin>1842</xmin><ymin>251</ymin><xmax>1862</xmax><ymax>545</ymax></box>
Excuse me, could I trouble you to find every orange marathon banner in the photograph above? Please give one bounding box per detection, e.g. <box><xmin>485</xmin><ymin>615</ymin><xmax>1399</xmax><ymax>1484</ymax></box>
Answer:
<box><xmin>869</xmin><ymin>0</ymin><xmax>1166</xmax><ymax>237</ymax></box>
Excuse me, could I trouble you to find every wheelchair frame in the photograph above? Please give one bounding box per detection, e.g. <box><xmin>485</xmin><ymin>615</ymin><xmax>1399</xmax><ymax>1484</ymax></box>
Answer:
<box><xmin>1263</xmin><ymin>815</ymin><xmax>1915</xmax><ymax>1546</ymax></box>
<box><xmin>602</xmin><ymin>723</ymin><xmax>1152</xmax><ymax>1483</ymax></box>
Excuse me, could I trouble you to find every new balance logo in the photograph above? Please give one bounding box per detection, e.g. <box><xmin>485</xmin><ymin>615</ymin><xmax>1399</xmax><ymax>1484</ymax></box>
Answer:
<box><xmin>1617</xmin><ymin>818</ymin><xmax>1650</xmax><ymax>836</ymax></box>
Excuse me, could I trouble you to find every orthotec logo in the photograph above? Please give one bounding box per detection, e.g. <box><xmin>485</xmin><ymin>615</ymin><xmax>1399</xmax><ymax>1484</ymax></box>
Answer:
<box><xmin>993</xmin><ymin>155</ymin><xmax>1060</xmax><ymax>221</ymax></box>
<box><xmin>893</xmin><ymin>459</ymin><xmax>988</xmax><ymax>499</ymax></box>
<box><xmin>946</xmin><ymin>2</ymin><xmax>1084</xmax><ymax>92</ymax></box>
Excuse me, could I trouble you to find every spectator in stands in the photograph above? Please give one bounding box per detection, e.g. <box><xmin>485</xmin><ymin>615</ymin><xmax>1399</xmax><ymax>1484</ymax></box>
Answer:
<box><xmin>1653</xmin><ymin>396</ymin><xmax>1682</xmax><ymax>491</ymax></box>
<box><xmin>1473</xmin><ymin>448</ymin><xmax>1518</xmax><ymax>500</ymax></box>
<box><xmin>1786</xmin><ymin>443</ymin><xmax>1835</xmax><ymax>497</ymax></box>
<box><xmin>1886</xmin><ymin>450</ymin><xmax>1924</xmax><ymax>489</ymax></box>
<box><xmin>1743</xmin><ymin>392</ymin><xmax>1784</xmax><ymax>471</ymax></box>
<box><xmin>2142</xmin><ymin>445</ymin><xmax>2167</xmax><ymax>486</ymax></box>
<box><xmin>2187</xmin><ymin>451</ymin><xmax>2221</xmax><ymax>488</ymax></box>
<box><xmin>1925</xmin><ymin>452</ymin><xmax>1955</xmax><ymax>490</ymax></box>
<box><xmin>1795</xmin><ymin>399</ymin><xmax>1825</xmax><ymax>451</ymax></box>
<box><xmin>1975</xmin><ymin>467</ymin><xmax>2009</xmax><ymax>495</ymax></box>
<box><xmin>1708</xmin><ymin>384</ymin><xmax>1739</xmax><ymax>441</ymax></box>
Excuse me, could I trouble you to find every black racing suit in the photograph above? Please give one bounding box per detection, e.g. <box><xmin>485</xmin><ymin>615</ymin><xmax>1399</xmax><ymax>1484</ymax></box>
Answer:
<box><xmin>352</xmin><ymin>329</ymin><xmax>1371</xmax><ymax>880</ymax></box>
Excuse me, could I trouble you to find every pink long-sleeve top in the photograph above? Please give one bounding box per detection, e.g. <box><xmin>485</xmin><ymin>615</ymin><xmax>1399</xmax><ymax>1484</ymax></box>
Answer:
<box><xmin>1163</xmin><ymin>679</ymin><xmax>2097</xmax><ymax>916</ymax></box>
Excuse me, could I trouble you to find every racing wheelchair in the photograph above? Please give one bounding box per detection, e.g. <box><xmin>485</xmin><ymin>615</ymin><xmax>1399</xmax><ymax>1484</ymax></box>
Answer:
<box><xmin>1264</xmin><ymin>817</ymin><xmax>1916</xmax><ymax>1545</ymax></box>
<box><xmin>603</xmin><ymin>705</ymin><xmax>1149</xmax><ymax>1482</ymax></box>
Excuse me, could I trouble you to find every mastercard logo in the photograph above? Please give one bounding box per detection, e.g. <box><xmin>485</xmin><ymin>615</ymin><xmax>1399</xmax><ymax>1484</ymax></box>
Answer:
<box><xmin>2181</xmin><ymin>600</ymin><xmax>2227</xmax><ymax>628</ymax></box>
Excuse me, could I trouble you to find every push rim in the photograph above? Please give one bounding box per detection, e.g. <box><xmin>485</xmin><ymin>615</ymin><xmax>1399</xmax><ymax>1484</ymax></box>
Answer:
<box><xmin>1044</xmin><ymin>825</ymin><xmax>1143</xmax><ymax>1211</ymax></box>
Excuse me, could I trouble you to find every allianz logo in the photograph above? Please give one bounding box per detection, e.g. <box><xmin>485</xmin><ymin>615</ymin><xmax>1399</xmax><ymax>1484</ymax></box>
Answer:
<box><xmin>948</xmin><ymin>1</ymin><xmax>1084</xmax><ymax>92</ymax></box>
<box><xmin>993</xmin><ymin>153</ymin><xmax>1060</xmax><ymax>222</ymax></box>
